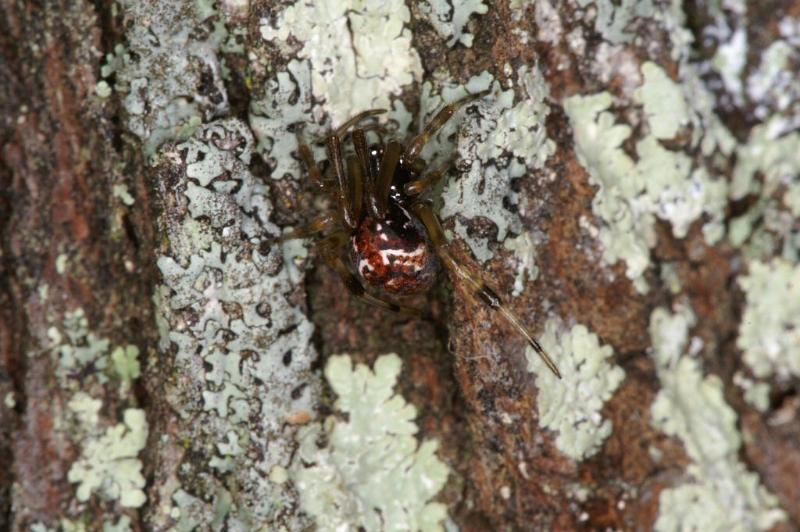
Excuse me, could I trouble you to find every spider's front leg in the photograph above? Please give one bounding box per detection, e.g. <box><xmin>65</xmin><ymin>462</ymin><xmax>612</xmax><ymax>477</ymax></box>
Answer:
<box><xmin>403</xmin><ymin>158</ymin><xmax>454</xmax><ymax>197</ymax></box>
<box><xmin>411</xmin><ymin>202</ymin><xmax>562</xmax><ymax>379</ymax></box>
<box><xmin>325</xmin><ymin>135</ymin><xmax>358</xmax><ymax>230</ymax></box>
<box><xmin>403</xmin><ymin>90</ymin><xmax>489</xmax><ymax>163</ymax></box>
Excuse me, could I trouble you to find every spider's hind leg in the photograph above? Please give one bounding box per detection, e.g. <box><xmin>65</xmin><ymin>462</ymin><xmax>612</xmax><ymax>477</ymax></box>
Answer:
<box><xmin>411</xmin><ymin>202</ymin><xmax>561</xmax><ymax>379</ymax></box>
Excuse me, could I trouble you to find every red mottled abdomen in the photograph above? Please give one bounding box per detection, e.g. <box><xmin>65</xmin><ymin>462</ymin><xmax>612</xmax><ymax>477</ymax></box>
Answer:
<box><xmin>351</xmin><ymin>204</ymin><xmax>440</xmax><ymax>295</ymax></box>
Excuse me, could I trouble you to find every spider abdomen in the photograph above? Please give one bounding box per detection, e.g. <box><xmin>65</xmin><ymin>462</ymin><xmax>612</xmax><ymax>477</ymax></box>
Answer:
<box><xmin>351</xmin><ymin>205</ymin><xmax>439</xmax><ymax>295</ymax></box>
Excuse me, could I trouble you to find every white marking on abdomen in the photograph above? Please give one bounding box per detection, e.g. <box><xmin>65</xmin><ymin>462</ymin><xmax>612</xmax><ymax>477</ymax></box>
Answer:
<box><xmin>378</xmin><ymin>245</ymin><xmax>426</xmax><ymax>272</ymax></box>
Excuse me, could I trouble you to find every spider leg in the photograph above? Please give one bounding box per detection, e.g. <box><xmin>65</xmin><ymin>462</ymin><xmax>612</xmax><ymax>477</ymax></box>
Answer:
<box><xmin>296</xmin><ymin>132</ymin><xmax>324</xmax><ymax>189</ymax></box>
<box><xmin>346</xmin><ymin>154</ymin><xmax>364</xmax><ymax>224</ymax></box>
<box><xmin>403</xmin><ymin>158</ymin><xmax>453</xmax><ymax>196</ymax></box>
<box><xmin>334</xmin><ymin>109</ymin><xmax>387</xmax><ymax>138</ymax></box>
<box><xmin>369</xmin><ymin>140</ymin><xmax>402</xmax><ymax>218</ymax></box>
<box><xmin>319</xmin><ymin>232</ymin><xmax>424</xmax><ymax>316</ymax></box>
<box><xmin>364</xmin><ymin>123</ymin><xmax>390</xmax><ymax>144</ymax></box>
<box><xmin>411</xmin><ymin>201</ymin><xmax>562</xmax><ymax>379</ymax></box>
<box><xmin>270</xmin><ymin>213</ymin><xmax>338</xmax><ymax>244</ymax></box>
<box><xmin>352</xmin><ymin>128</ymin><xmax>381</xmax><ymax>220</ymax></box>
<box><xmin>403</xmin><ymin>90</ymin><xmax>489</xmax><ymax>162</ymax></box>
<box><xmin>352</xmin><ymin>127</ymin><xmax>371</xmax><ymax>179</ymax></box>
<box><xmin>326</xmin><ymin>135</ymin><xmax>358</xmax><ymax>229</ymax></box>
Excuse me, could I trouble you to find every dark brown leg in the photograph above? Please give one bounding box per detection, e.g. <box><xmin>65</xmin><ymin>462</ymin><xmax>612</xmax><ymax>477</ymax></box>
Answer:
<box><xmin>411</xmin><ymin>202</ymin><xmax>561</xmax><ymax>378</ymax></box>
<box><xmin>273</xmin><ymin>213</ymin><xmax>337</xmax><ymax>242</ymax></box>
<box><xmin>403</xmin><ymin>90</ymin><xmax>489</xmax><ymax>162</ymax></box>
<box><xmin>296</xmin><ymin>133</ymin><xmax>325</xmax><ymax>189</ymax></box>
<box><xmin>319</xmin><ymin>233</ymin><xmax>424</xmax><ymax>316</ymax></box>
<box><xmin>403</xmin><ymin>159</ymin><xmax>452</xmax><ymax>196</ymax></box>
<box><xmin>334</xmin><ymin>109</ymin><xmax>386</xmax><ymax>138</ymax></box>
<box><xmin>326</xmin><ymin>135</ymin><xmax>357</xmax><ymax>229</ymax></box>
<box><xmin>352</xmin><ymin>128</ymin><xmax>379</xmax><ymax>219</ymax></box>
<box><xmin>346</xmin><ymin>154</ymin><xmax>364</xmax><ymax>224</ymax></box>
<box><xmin>369</xmin><ymin>140</ymin><xmax>402</xmax><ymax>218</ymax></box>
<box><xmin>347</xmin><ymin>123</ymin><xmax>388</xmax><ymax>145</ymax></box>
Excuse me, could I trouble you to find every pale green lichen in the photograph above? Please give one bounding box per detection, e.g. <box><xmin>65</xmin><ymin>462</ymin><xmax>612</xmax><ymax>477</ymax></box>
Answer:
<box><xmin>565</xmin><ymin>62</ymin><xmax>730</xmax><ymax>292</ymax></box>
<box><xmin>418</xmin><ymin>0</ymin><xmax>487</xmax><ymax>47</ymax></box>
<box><xmin>46</xmin><ymin>309</ymin><xmax>143</xmax><ymax>393</ymax></box>
<box><xmin>112</xmin><ymin>184</ymin><xmax>135</xmax><ymax>206</ymax></box>
<box><xmin>260</xmin><ymin>0</ymin><xmax>422</xmax><ymax>125</ymax></box>
<box><xmin>737</xmin><ymin>259</ymin><xmax>800</xmax><ymax>380</ymax></box>
<box><xmin>659</xmin><ymin>262</ymin><xmax>682</xmax><ymax>295</ymax></box>
<box><xmin>728</xmin><ymin>117</ymin><xmax>800</xmax><ymax>260</ymax></box>
<box><xmin>712</xmin><ymin>27</ymin><xmax>748</xmax><ymax>102</ymax></box>
<box><xmin>110</xmin><ymin>345</ymin><xmax>141</xmax><ymax>392</ymax></box>
<box><xmin>576</xmin><ymin>0</ymin><xmax>641</xmax><ymax>45</ymax></box>
<box><xmin>95</xmin><ymin>80</ymin><xmax>112</xmax><ymax>99</ymax></box>
<box><xmin>56</xmin><ymin>253</ymin><xmax>69</xmax><ymax>274</ymax></box>
<box><xmin>635</xmin><ymin>62</ymin><xmax>690</xmax><ymax>140</ymax></box>
<box><xmin>439</xmin><ymin>67</ymin><xmax>555</xmax><ymax>262</ymax></box>
<box><xmin>103</xmin><ymin>516</ymin><xmax>132</xmax><ymax>532</ymax></box>
<box><xmin>290</xmin><ymin>354</ymin><xmax>449</xmax><ymax>531</ymax></box>
<box><xmin>4</xmin><ymin>391</ymin><xmax>15</xmax><ymax>409</ymax></box>
<box><xmin>730</xmin><ymin>118</ymin><xmax>800</xmax><ymax>204</ymax></box>
<box><xmin>564</xmin><ymin>91</ymin><xmax>652</xmax><ymax>292</ymax></box>
<box><xmin>169</xmin><ymin>488</ymin><xmax>233</xmax><ymax>532</ymax></box>
<box><xmin>530</xmin><ymin>0</ymin><xmax>563</xmax><ymax>42</ymax></box>
<box><xmin>747</xmin><ymin>39</ymin><xmax>798</xmax><ymax>118</ymax></box>
<box><xmin>649</xmin><ymin>306</ymin><xmax>786</xmax><ymax>531</ymax></box>
<box><xmin>253</xmin><ymin>1</ymin><xmax>418</xmax><ymax>190</ymax></box>
<box><xmin>269</xmin><ymin>465</ymin><xmax>289</xmax><ymax>485</ymax></box>
<box><xmin>526</xmin><ymin>319</ymin><xmax>625</xmax><ymax>461</ymax></box>
<box><xmin>68</xmin><ymin>408</ymin><xmax>149</xmax><ymax>508</ymax></box>
<box><xmin>68</xmin><ymin>391</ymin><xmax>102</xmax><ymax>431</ymax></box>
<box><xmin>48</xmin><ymin>308</ymin><xmax>110</xmax><ymax>382</ymax></box>
<box><xmin>417</xmin><ymin>70</ymin><xmax>493</xmax><ymax>166</ymax></box>
<box><xmin>733</xmin><ymin>372</ymin><xmax>771</xmax><ymax>413</ymax></box>
<box><xmin>503</xmin><ymin>232</ymin><xmax>540</xmax><ymax>297</ymax></box>
<box><xmin>38</xmin><ymin>307</ymin><xmax>146</xmax><ymax>513</ymax></box>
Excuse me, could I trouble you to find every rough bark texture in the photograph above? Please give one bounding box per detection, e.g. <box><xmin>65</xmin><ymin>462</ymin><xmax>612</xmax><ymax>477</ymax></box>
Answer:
<box><xmin>1</xmin><ymin>0</ymin><xmax>799</xmax><ymax>531</ymax></box>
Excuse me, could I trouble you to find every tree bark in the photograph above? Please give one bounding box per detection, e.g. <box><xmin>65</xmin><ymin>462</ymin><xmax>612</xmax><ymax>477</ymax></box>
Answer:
<box><xmin>1</xmin><ymin>0</ymin><xmax>798</xmax><ymax>531</ymax></box>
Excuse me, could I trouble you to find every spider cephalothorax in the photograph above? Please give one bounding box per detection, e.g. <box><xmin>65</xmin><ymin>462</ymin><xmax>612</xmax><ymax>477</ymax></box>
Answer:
<box><xmin>280</xmin><ymin>92</ymin><xmax>561</xmax><ymax>378</ymax></box>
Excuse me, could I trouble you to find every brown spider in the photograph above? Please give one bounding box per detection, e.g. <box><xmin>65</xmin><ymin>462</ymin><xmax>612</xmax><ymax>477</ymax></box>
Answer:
<box><xmin>280</xmin><ymin>91</ymin><xmax>561</xmax><ymax>378</ymax></box>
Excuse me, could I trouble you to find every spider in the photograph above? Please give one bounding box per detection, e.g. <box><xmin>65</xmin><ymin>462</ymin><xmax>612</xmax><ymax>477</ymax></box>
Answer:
<box><xmin>278</xmin><ymin>91</ymin><xmax>561</xmax><ymax>379</ymax></box>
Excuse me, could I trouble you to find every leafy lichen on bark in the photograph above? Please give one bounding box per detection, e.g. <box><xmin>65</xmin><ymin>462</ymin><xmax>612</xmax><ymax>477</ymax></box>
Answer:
<box><xmin>2</xmin><ymin>0</ymin><xmax>800</xmax><ymax>530</ymax></box>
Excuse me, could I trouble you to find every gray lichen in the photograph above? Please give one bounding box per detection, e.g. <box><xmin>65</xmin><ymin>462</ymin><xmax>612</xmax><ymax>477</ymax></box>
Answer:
<box><xmin>259</xmin><ymin>0</ymin><xmax>421</xmax><ymax>126</ymax></box>
<box><xmin>418</xmin><ymin>0</ymin><xmax>487</xmax><ymax>47</ymax></box>
<box><xmin>439</xmin><ymin>67</ymin><xmax>555</xmax><ymax>262</ymax></box>
<box><xmin>151</xmin><ymin>119</ymin><xmax>318</xmax><ymax>529</ymax></box>
<box><xmin>112</xmin><ymin>0</ymin><xmax>230</xmax><ymax>157</ymax></box>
